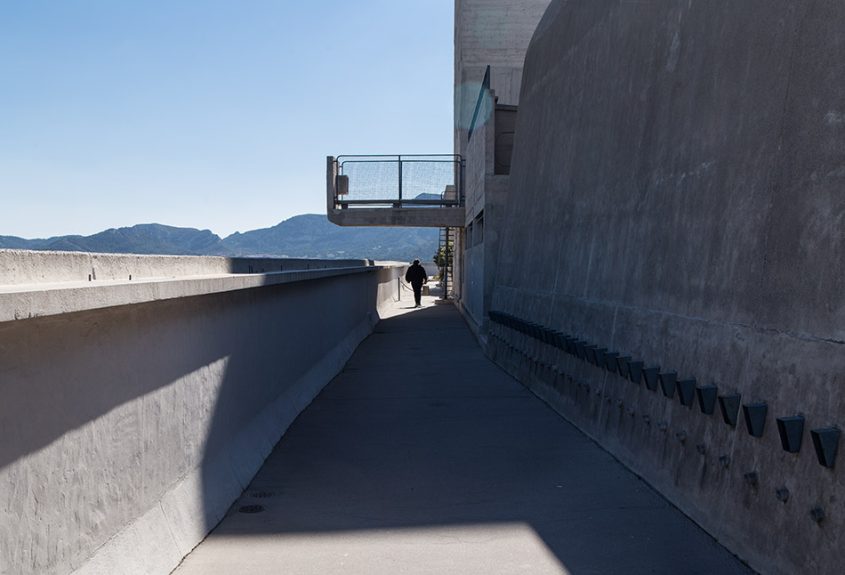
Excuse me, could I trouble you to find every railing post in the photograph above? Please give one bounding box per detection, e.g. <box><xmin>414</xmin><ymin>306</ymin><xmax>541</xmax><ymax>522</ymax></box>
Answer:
<box><xmin>326</xmin><ymin>156</ymin><xmax>337</xmax><ymax>213</ymax></box>
<box><xmin>459</xmin><ymin>157</ymin><xmax>465</xmax><ymax>206</ymax></box>
<box><xmin>397</xmin><ymin>155</ymin><xmax>403</xmax><ymax>205</ymax></box>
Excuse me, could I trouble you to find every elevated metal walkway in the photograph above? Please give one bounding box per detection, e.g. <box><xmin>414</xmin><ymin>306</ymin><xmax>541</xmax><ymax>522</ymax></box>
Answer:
<box><xmin>174</xmin><ymin>299</ymin><xmax>753</xmax><ymax>575</ymax></box>
<box><xmin>326</xmin><ymin>155</ymin><xmax>465</xmax><ymax>227</ymax></box>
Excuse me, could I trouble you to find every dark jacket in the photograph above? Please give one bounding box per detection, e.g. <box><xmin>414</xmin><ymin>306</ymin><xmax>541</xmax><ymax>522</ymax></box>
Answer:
<box><xmin>405</xmin><ymin>263</ymin><xmax>427</xmax><ymax>286</ymax></box>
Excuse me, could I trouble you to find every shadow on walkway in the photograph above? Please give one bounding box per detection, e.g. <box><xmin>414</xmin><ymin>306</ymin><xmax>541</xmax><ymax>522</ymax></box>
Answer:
<box><xmin>175</xmin><ymin>303</ymin><xmax>753</xmax><ymax>574</ymax></box>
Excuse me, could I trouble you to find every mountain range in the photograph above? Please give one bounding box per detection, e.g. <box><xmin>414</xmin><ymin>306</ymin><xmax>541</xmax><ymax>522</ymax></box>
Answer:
<box><xmin>0</xmin><ymin>214</ymin><xmax>440</xmax><ymax>263</ymax></box>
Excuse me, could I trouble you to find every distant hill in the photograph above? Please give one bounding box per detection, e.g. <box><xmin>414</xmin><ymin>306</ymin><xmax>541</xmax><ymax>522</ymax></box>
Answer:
<box><xmin>0</xmin><ymin>224</ymin><xmax>228</xmax><ymax>256</ymax></box>
<box><xmin>0</xmin><ymin>215</ymin><xmax>440</xmax><ymax>263</ymax></box>
<box><xmin>223</xmin><ymin>215</ymin><xmax>437</xmax><ymax>261</ymax></box>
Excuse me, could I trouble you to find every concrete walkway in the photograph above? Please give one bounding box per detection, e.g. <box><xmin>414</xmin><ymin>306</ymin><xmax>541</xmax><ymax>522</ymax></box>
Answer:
<box><xmin>174</xmin><ymin>299</ymin><xmax>753</xmax><ymax>575</ymax></box>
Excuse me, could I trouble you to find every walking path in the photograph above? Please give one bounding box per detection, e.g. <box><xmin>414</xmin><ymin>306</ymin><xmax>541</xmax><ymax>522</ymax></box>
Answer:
<box><xmin>174</xmin><ymin>298</ymin><xmax>752</xmax><ymax>574</ymax></box>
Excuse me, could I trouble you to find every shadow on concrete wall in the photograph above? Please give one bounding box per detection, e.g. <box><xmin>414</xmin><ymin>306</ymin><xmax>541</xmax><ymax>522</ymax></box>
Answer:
<box><xmin>0</xmin><ymin>269</ymin><xmax>381</xmax><ymax>575</ymax></box>
<box><xmin>0</xmin><ymin>269</ymin><xmax>377</xmax><ymax>473</ymax></box>
<box><xmin>0</xmin><ymin>297</ymin><xmax>234</xmax><ymax>473</ymax></box>
<box><xmin>196</xmin><ymin>272</ymin><xmax>376</xmax><ymax>534</ymax></box>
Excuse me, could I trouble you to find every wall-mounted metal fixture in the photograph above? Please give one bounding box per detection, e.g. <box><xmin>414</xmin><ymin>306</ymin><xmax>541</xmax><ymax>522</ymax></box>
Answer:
<box><xmin>554</xmin><ymin>332</ymin><xmax>570</xmax><ymax>351</ymax></box>
<box><xmin>616</xmin><ymin>356</ymin><xmax>631</xmax><ymax>378</ymax></box>
<box><xmin>537</xmin><ymin>326</ymin><xmax>549</xmax><ymax>344</ymax></box>
<box><xmin>628</xmin><ymin>361</ymin><xmax>644</xmax><ymax>384</ymax></box>
<box><xmin>643</xmin><ymin>366</ymin><xmax>660</xmax><ymax>390</ymax></box>
<box><xmin>677</xmin><ymin>378</ymin><xmax>696</xmax><ymax>407</ymax></box>
<box><xmin>776</xmin><ymin>416</ymin><xmax>805</xmax><ymax>453</ymax></box>
<box><xmin>553</xmin><ymin>332</ymin><xmax>565</xmax><ymax>349</ymax></box>
<box><xmin>539</xmin><ymin>327</ymin><xmax>550</xmax><ymax>345</ymax></box>
<box><xmin>719</xmin><ymin>393</ymin><xmax>742</xmax><ymax>427</ymax></box>
<box><xmin>810</xmin><ymin>427</ymin><xmax>840</xmax><ymax>468</ymax></box>
<box><xmin>659</xmin><ymin>371</ymin><xmax>678</xmax><ymax>399</ymax></box>
<box><xmin>696</xmin><ymin>385</ymin><xmax>718</xmax><ymax>415</ymax></box>
<box><xmin>603</xmin><ymin>351</ymin><xmax>619</xmax><ymax>373</ymax></box>
<box><xmin>592</xmin><ymin>348</ymin><xmax>608</xmax><ymax>367</ymax></box>
<box><xmin>575</xmin><ymin>341</ymin><xmax>587</xmax><ymax>360</ymax></box>
<box><xmin>743</xmin><ymin>402</ymin><xmax>768</xmax><ymax>438</ymax></box>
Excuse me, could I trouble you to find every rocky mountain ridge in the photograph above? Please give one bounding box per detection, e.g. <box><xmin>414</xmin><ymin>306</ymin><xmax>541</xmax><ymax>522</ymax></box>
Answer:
<box><xmin>0</xmin><ymin>215</ymin><xmax>439</xmax><ymax>263</ymax></box>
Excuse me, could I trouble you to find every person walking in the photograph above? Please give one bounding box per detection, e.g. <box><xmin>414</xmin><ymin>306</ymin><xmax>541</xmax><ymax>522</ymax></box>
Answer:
<box><xmin>405</xmin><ymin>259</ymin><xmax>428</xmax><ymax>307</ymax></box>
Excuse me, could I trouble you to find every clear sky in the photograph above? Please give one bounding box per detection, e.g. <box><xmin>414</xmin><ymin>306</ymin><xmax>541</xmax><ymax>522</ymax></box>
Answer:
<box><xmin>0</xmin><ymin>0</ymin><xmax>454</xmax><ymax>238</ymax></box>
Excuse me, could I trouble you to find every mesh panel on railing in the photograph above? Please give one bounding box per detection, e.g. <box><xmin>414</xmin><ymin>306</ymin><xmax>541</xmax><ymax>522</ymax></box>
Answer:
<box><xmin>337</xmin><ymin>156</ymin><xmax>459</xmax><ymax>204</ymax></box>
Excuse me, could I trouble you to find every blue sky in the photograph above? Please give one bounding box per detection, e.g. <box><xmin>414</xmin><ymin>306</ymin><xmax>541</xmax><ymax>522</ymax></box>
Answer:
<box><xmin>0</xmin><ymin>0</ymin><xmax>454</xmax><ymax>238</ymax></box>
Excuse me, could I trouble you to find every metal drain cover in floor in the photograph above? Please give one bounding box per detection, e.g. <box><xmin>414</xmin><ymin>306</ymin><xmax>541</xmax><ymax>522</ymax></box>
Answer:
<box><xmin>238</xmin><ymin>505</ymin><xmax>264</xmax><ymax>514</ymax></box>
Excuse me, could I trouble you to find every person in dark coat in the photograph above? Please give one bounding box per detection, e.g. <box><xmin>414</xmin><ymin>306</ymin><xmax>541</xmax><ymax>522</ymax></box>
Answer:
<box><xmin>405</xmin><ymin>259</ymin><xmax>428</xmax><ymax>307</ymax></box>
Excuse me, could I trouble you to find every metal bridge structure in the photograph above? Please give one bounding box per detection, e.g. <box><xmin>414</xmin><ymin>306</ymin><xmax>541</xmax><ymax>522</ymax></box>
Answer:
<box><xmin>326</xmin><ymin>154</ymin><xmax>466</xmax><ymax>228</ymax></box>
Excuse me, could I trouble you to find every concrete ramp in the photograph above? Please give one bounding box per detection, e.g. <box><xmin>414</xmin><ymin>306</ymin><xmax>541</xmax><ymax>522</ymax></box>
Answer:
<box><xmin>174</xmin><ymin>300</ymin><xmax>750</xmax><ymax>574</ymax></box>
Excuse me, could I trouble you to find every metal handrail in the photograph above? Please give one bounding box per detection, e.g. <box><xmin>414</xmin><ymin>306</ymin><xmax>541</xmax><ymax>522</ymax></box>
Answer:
<box><xmin>467</xmin><ymin>65</ymin><xmax>491</xmax><ymax>142</ymax></box>
<box><xmin>332</xmin><ymin>154</ymin><xmax>464</xmax><ymax>208</ymax></box>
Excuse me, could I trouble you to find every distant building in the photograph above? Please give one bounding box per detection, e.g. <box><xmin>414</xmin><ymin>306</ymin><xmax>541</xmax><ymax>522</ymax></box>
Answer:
<box><xmin>452</xmin><ymin>0</ymin><xmax>551</xmax><ymax>328</ymax></box>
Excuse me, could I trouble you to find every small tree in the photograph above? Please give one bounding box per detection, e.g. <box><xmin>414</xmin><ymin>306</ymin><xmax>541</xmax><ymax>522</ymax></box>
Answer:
<box><xmin>433</xmin><ymin>241</ymin><xmax>453</xmax><ymax>279</ymax></box>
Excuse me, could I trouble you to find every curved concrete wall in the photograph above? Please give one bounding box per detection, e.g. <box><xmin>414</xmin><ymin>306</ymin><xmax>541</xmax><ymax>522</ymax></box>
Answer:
<box><xmin>0</xmin><ymin>252</ymin><xmax>403</xmax><ymax>575</ymax></box>
<box><xmin>490</xmin><ymin>2</ymin><xmax>845</xmax><ymax>574</ymax></box>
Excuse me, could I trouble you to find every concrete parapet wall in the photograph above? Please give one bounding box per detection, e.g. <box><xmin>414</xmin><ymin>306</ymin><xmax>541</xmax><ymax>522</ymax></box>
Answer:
<box><xmin>0</xmin><ymin>251</ymin><xmax>403</xmax><ymax>575</ymax></box>
<box><xmin>491</xmin><ymin>2</ymin><xmax>845</xmax><ymax>574</ymax></box>
<box><xmin>0</xmin><ymin>248</ymin><xmax>369</xmax><ymax>286</ymax></box>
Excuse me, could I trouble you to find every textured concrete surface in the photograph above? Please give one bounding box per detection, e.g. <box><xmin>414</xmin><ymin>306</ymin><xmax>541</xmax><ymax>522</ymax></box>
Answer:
<box><xmin>454</xmin><ymin>0</ymin><xmax>550</xmax><ymax>172</ymax></box>
<box><xmin>0</xmin><ymin>266</ymin><xmax>374</xmax><ymax>323</ymax></box>
<box><xmin>0</xmin><ymin>257</ymin><xmax>404</xmax><ymax>575</ymax></box>
<box><xmin>174</xmin><ymin>301</ymin><xmax>751</xmax><ymax>575</ymax></box>
<box><xmin>454</xmin><ymin>0</ymin><xmax>551</xmax><ymax>116</ymax></box>
<box><xmin>457</xmin><ymin>87</ymin><xmax>511</xmax><ymax>328</ymax></box>
<box><xmin>491</xmin><ymin>2</ymin><xmax>845</xmax><ymax>574</ymax></box>
<box><xmin>0</xmin><ymin>249</ymin><xmax>368</xmax><ymax>286</ymax></box>
<box><xmin>453</xmin><ymin>0</ymin><xmax>546</xmax><ymax>320</ymax></box>
<box><xmin>326</xmin><ymin>206</ymin><xmax>466</xmax><ymax>228</ymax></box>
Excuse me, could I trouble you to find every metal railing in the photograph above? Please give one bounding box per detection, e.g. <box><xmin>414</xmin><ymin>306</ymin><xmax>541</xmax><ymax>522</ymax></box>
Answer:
<box><xmin>467</xmin><ymin>65</ymin><xmax>491</xmax><ymax>142</ymax></box>
<box><xmin>332</xmin><ymin>155</ymin><xmax>464</xmax><ymax>209</ymax></box>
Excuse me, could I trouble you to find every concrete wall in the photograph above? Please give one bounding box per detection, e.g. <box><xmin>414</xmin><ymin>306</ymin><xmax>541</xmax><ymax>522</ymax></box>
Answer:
<box><xmin>0</xmin><ymin>251</ymin><xmax>403</xmax><ymax>575</ymax></box>
<box><xmin>488</xmin><ymin>2</ymin><xmax>845</xmax><ymax>574</ymax></box>
<box><xmin>0</xmin><ymin>249</ymin><xmax>368</xmax><ymax>286</ymax></box>
<box><xmin>458</xmin><ymin>88</ymin><xmax>492</xmax><ymax>325</ymax></box>
<box><xmin>454</xmin><ymin>0</ymin><xmax>550</xmax><ymax>159</ymax></box>
<box><xmin>458</xmin><ymin>89</ymin><xmax>512</xmax><ymax>329</ymax></box>
<box><xmin>453</xmin><ymin>0</ymin><xmax>546</xmax><ymax>324</ymax></box>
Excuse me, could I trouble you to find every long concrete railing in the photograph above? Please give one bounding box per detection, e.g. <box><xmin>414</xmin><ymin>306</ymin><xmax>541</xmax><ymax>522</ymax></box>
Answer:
<box><xmin>0</xmin><ymin>250</ymin><xmax>406</xmax><ymax>575</ymax></box>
